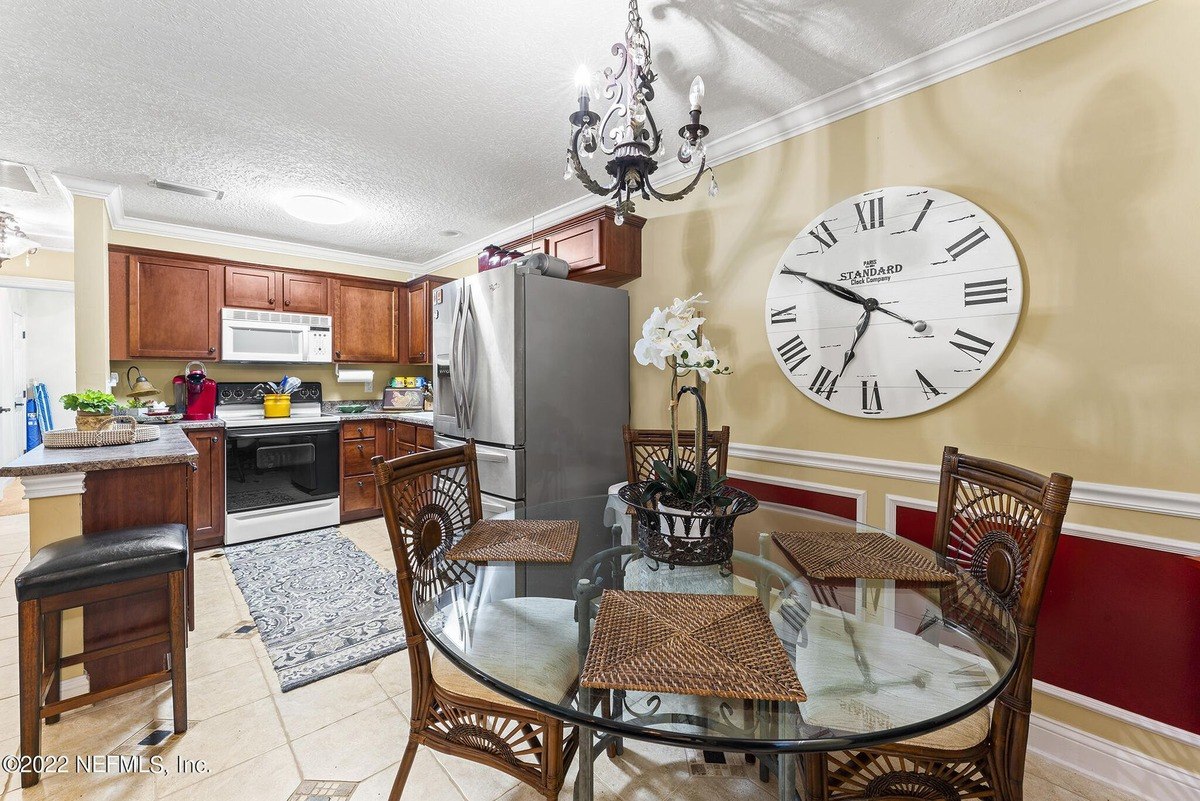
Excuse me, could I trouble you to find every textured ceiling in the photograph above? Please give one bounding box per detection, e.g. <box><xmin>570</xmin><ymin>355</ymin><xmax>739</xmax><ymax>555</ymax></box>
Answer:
<box><xmin>0</xmin><ymin>0</ymin><xmax>1040</xmax><ymax>265</ymax></box>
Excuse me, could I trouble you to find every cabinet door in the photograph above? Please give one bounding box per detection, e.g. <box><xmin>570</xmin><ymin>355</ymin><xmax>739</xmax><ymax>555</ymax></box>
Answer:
<box><xmin>332</xmin><ymin>279</ymin><xmax>401</xmax><ymax>363</ymax></box>
<box><xmin>129</xmin><ymin>256</ymin><xmax>223</xmax><ymax>358</ymax></box>
<box><xmin>282</xmin><ymin>272</ymin><xmax>329</xmax><ymax>314</ymax></box>
<box><xmin>407</xmin><ymin>281</ymin><xmax>429</xmax><ymax>363</ymax></box>
<box><xmin>224</xmin><ymin>265</ymin><xmax>279</xmax><ymax>310</ymax></box>
<box><xmin>185</xmin><ymin>428</ymin><xmax>226</xmax><ymax>550</ymax></box>
<box><xmin>550</xmin><ymin>221</ymin><xmax>602</xmax><ymax>273</ymax></box>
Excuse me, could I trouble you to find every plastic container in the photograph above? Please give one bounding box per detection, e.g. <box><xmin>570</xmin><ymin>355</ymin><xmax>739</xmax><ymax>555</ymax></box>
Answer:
<box><xmin>263</xmin><ymin>394</ymin><xmax>291</xmax><ymax>418</ymax></box>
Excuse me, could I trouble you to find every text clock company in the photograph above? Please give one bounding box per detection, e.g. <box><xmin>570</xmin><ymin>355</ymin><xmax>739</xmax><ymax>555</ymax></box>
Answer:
<box><xmin>765</xmin><ymin>186</ymin><xmax>1023</xmax><ymax>419</ymax></box>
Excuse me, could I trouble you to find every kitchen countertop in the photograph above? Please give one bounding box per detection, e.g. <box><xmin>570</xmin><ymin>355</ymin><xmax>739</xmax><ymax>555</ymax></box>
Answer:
<box><xmin>0</xmin><ymin>424</ymin><xmax>199</xmax><ymax>478</ymax></box>
<box><xmin>332</xmin><ymin>410</ymin><xmax>434</xmax><ymax>426</ymax></box>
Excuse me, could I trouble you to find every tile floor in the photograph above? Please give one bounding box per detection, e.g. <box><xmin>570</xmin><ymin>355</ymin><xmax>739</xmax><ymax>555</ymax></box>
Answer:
<box><xmin>0</xmin><ymin>511</ymin><xmax>1145</xmax><ymax>801</ymax></box>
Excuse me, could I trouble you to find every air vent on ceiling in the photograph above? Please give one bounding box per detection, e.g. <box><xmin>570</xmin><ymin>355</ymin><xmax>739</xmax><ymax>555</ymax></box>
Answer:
<box><xmin>0</xmin><ymin>161</ymin><xmax>40</xmax><ymax>194</ymax></box>
<box><xmin>149</xmin><ymin>178</ymin><xmax>224</xmax><ymax>200</ymax></box>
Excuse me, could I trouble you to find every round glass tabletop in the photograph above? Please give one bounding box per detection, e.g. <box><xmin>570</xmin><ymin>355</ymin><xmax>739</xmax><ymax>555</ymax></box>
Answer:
<box><xmin>417</xmin><ymin>494</ymin><xmax>1017</xmax><ymax>753</ymax></box>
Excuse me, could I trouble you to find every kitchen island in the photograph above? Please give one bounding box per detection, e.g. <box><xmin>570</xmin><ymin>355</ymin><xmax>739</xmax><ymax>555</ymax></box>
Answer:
<box><xmin>0</xmin><ymin>426</ymin><xmax>198</xmax><ymax>692</ymax></box>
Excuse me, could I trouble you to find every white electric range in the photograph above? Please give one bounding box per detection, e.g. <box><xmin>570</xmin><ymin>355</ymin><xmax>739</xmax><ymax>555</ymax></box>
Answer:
<box><xmin>216</xmin><ymin>382</ymin><xmax>341</xmax><ymax>545</ymax></box>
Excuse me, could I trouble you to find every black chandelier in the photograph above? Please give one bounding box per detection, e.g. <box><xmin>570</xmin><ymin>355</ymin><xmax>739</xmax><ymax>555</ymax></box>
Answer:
<box><xmin>565</xmin><ymin>0</ymin><xmax>716</xmax><ymax>225</ymax></box>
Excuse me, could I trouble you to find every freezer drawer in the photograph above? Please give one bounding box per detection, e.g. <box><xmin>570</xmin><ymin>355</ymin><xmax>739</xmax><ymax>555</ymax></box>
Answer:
<box><xmin>481</xmin><ymin>493</ymin><xmax>523</xmax><ymax>519</ymax></box>
<box><xmin>435</xmin><ymin>435</ymin><xmax>525</xmax><ymax>501</ymax></box>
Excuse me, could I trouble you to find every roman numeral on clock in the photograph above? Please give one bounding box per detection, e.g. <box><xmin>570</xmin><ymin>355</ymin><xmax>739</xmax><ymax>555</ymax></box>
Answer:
<box><xmin>915</xmin><ymin>370</ymin><xmax>942</xmax><ymax>399</ymax></box>
<box><xmin>964</xmin><ymin>278</ymin><xmax>1008</xmax><ymax>305</ymax></box>
<box><xmin>946</xmin><ymin>226</ymin><xmax>990</xmax><ymax>260</ymax></box>
<box><xmin>861</xmin><ymin>380</ymin><xmax>883</xmax><ymax>414</ymax></box>
<box><xmin>770</xmin><ymin>305</ymin><xmax>797</xmax><ymax>324</ymax></box>
<box><xmin>776</xmin><ymin>336</ymin><xmax>810</xmax><ymax>373</ymax></box>
<box><xmin>950</xmin><ymin>663</ymin><xmax>991</xmax><ymax>690</ymax></box>
<box><xmin>854</xmin><ymin>197</ymin><xmax>884</xmax><ymax>231</ymax></box>
<box><xmin>808</xmin><ymin>366</ymin><xmax>838</xmax><ymax>400</ymax></box>
<box><xmin>808</xmin><ymin>221</ymin><xmax>838</xmax><ymax>250</ymax></box>
<box><xmin>949</xmin><ymin>329</ymin><xmax>995</xmax><ymax>363</ymax></box>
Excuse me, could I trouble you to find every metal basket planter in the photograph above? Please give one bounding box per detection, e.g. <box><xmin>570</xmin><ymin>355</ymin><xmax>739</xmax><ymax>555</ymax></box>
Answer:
<box><xmin>619</xmin><ymin>481</ymin><xmax>759</xmax><ymax>567</ymax></box>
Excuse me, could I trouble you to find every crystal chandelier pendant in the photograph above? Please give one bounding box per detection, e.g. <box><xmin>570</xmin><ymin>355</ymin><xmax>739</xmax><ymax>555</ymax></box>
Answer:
<box><xmin>708</xmin><ymin>173</ymin><xmax>719</xmax><ymax>197</ymax></box>
<box><xmin>564</xmin><ymin>154</ymin><xmax>574</xmax><ymax>180</ymax></box>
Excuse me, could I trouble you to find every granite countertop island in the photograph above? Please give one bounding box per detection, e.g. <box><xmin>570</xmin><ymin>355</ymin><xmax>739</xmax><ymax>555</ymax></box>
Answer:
<box><xmin>0</xmin><ymin>423</ymin><xmax>199</xmax><ymax>477</ymax></box>
<box><xmin>332</xmin><ymin>410</ymin><xmax>434</xmax><ymax>426</ymax></box>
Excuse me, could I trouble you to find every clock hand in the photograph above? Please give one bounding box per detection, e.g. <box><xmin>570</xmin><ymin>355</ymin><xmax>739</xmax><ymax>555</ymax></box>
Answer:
<box><xmin>782</xmin><ymin>269</ymin><xmax>867</xmax><ymax>306</ymax></box>
<box><xmin>840</xmin><ymin>309</ymin><xmax>872</xmax><ymax>378</ymax></box>
<box><xmin>874</xmin><ymin>305</ymin><xmax>929</xmax><ymax>333</ymax></box>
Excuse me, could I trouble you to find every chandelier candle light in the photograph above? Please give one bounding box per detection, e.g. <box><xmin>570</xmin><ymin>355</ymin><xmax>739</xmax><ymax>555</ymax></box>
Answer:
<box><xmin>566</xmin><ymin>0</ymin><xmax>716</xmax><ymax>225</ymax></box>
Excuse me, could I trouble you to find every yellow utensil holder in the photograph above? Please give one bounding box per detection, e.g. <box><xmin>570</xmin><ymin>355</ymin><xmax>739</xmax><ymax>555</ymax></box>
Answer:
<box><xmin>263</xmin><ymin>394</ymin><xmax>291</xmax><ymax>418</ymax></box>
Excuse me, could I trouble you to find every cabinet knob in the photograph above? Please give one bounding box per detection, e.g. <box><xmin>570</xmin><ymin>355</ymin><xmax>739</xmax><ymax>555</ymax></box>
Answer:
<box><xmin>211</xmin><ymin>436</ymin><xmax>218</xmax><ymax>443</ymax></box>
<box><xmin>208</xmin><ymin>346</ymin><xmax>216</xmax><ymax>354</ymax></box>
<box><xmin>357</xmin><ymin>426</ymin><xmax>364</xmax><ymax>436</ymax></box>
<box><xmin>356</xmin><ymin>444</ymin><xmax>364</xmax><ymax>453</ymax></box>
<box><xmin>335</xmin><ymin>350</ymin><xmax>342</xmax><ymax>358</ymax></box>
<box><xmin>357</xmin><ymin>480</ymin><xmax>364</xmax><ymax>488</ymax></box>
<box><xmin>284</xmin><ymin>299</ymin><xmax>290</xmax><ymax>306</ymax></box>
<box><xmin>268</xmin><ymin>297</ymin><xmax>275</xmax><ymax>305</ymax></box>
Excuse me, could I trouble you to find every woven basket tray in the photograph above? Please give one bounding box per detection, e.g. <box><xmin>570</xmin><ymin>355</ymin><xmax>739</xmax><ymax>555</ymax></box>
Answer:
<box><xmin>43</xmin><ymin>422</ymin><xmax>161</xmax><ymax>449</ymax></box>
<box><xmin>446</xmin><ymin>519</ymin><xmax>579</xmax><ymax>563</ymax></box>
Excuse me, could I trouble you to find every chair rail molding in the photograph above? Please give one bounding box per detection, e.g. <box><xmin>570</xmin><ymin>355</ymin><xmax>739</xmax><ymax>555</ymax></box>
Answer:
<box><xmin>727</xmin><ymin>469</ymin><xmax>867</xmax><ymax>523</ymax></box>
<box><xmin>20</xmin><ymin>472</ymin><xmax>86</xmax><ymax>499</ymax></box>
<box><xmin>730</xmin><ymin>442</ymin><xmax>1200</xmax><ymax>522</ymax></box>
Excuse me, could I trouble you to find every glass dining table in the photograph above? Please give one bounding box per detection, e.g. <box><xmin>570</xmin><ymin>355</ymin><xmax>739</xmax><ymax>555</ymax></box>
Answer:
<box><xmin>416</xmin><ymin>494</ymin><xmax>1018</xmax><ymax>801</ymax></box>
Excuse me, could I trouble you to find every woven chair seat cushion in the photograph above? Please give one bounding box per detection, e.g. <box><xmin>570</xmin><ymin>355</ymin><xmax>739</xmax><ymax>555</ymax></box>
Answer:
<box><xmin>787</xmin><ymin>607</ymin><xmax>998</xmax><ymax>747</ymax></box>
<box><xmin>431</xmin><ymin>597</ymin><xmax>579</xmax><ymax>710</ymax></box>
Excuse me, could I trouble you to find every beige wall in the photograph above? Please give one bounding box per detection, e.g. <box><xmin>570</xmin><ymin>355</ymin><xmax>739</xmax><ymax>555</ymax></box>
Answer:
<box><xmin>0</xmin><ymin>248</ymin><xmax>74</xmax><ymax>282</ymax></box>
<box><xmin>615</xmin><ymin>0</ymin><xmax>1198</xmax><ymax>772</ymax></box>
<box><xmin>433</xmin><ymin>256</ymin><xmax>476</xmax><ymax>280</ymax></box>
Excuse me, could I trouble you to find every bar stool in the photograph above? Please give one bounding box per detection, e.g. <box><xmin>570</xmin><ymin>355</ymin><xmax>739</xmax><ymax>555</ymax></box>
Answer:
<box><xmin>14</xmin><ymin>523</ymin><xmax>190</xmax><ymax>788</ymax></box>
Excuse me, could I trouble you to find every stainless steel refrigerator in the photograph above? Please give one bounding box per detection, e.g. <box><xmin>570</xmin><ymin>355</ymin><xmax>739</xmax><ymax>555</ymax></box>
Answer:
<box><xmin>432</xmin><ymin>264</ymin><xmax>629</xmax><ymax>515</ymax></box>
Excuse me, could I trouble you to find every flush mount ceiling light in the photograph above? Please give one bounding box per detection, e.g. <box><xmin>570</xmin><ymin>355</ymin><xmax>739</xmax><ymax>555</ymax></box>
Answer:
<box><xmin>565</xmin><ymin>0</ymin><xmax>716</xmax><ymax>225</ymax></box>
<box><xmin>279</xmin><ymin>194</ymin><xmax>358</xmax><ymax>225</ymax></box>
<box><xmin>0</xmin><ymin>210</ymin><xmax>39</xmax><ymax>266</ymax></box>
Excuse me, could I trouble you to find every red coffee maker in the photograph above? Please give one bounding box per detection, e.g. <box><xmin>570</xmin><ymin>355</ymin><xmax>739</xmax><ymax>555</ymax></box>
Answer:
<box><xmin>173</xmin><ymin>361</ymin><xmax>217</xmax><ymax>420</ymax></box>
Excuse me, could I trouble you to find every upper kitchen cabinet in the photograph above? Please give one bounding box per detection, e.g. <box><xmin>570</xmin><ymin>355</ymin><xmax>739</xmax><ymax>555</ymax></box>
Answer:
<box><xmin>502</xmin><ymin>206</ymin><xmax>645</xmax><ymax>286</ymax></box>
<box><xmin>332</xmin><ymin>278</ymin><xmax>404</xmax><ymax>363</ymax></box>
<box><xmin>405</xmin><ymin>275</ymin><xmax>450</xmax><ymax>364</ymax></box>
<box><xmin>122</xmin><ymin>252</ymin><xmax>223</xmax><ymax>359</ymax></box>
<box><xmin>224</xmin><ymin>265</ymin><xmax>329</xmax><ymax>314</ymax></box>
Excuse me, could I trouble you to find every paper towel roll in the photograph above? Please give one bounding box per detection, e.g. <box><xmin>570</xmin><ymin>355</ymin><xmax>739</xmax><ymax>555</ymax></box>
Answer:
<box><xmin>335</xmin><ymin>367</ymin><xmax>375</xmax><ymax>384</ymax></box>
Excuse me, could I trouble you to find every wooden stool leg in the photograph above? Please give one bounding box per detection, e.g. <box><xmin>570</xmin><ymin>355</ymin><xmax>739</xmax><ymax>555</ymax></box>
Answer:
<box><xmin>43</xmin><ymin>610</ymin><xmax>61</xmax><ymax>725</ymax></box>
<box><xmin>17</xmin><ymin>599</ymin><xmax>42</xmax><ymax>788</ymax></box>
<box><xmin>168</xmin><ymin>571</ymin><xmax>188</xmax><ymax>734</ymax></box>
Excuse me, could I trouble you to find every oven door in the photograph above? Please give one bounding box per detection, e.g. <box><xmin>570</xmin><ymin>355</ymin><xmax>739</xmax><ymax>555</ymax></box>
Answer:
<box><xmin>225</xmin><ymin>422</ymin><xmax>340</xmax><ymax>543</ymax></box>
<box><xmin>222</xmin><ymin>318</ymin><xmax>308</xmax><ymax>363</ymax></box>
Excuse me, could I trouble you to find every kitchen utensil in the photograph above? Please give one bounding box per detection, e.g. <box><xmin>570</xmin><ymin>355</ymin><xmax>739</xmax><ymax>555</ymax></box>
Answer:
<box><xmin>282</xmin><ymin>375</ymin><xmax>301</xmax><ymax>395</ymax></box>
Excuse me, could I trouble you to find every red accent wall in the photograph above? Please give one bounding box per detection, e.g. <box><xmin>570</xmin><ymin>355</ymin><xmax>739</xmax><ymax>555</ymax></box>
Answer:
<box><xmin>890</xmin><ymin>503</ymin><xmax>1200</xmax><ymax>736</ymax></box>
<box><xmin>727</xmin><ymin>477</ymin><xmax>858</xmax><ymax>521</ymax></box>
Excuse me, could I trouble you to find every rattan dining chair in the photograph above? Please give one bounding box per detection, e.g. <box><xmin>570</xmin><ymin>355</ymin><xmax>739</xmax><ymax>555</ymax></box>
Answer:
<box><xmin>621</xmin><ymin>424</ymin><xmax>731</xmax><ymax>483</ymax></box>
<box><xmin>373</xmin><ymin>443</ymin><xmax>579</xmax><ymax>801</ymax></box>
<box><xmin>801</xmin><ymin>446</ymin><xmax>1073</xmax><ymax>801</ymax></box>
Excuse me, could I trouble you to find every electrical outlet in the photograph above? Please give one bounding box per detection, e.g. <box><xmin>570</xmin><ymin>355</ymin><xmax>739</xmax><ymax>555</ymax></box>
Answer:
<box><xmin>364</xmin><ymin>379</ymin><xmax>373</xmax><ymax>393</ymax></box>
<box><xmin>108</xmin><ymin>372</ymin><xmax>118</xmax><ymax>389</ymax></box>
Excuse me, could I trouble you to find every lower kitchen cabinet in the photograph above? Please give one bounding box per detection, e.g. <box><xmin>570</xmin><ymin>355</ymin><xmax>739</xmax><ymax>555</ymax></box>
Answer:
<box><xmin>340</xmin><ymin>421</ymin><xmax>385</xmax><ymax>522</ymax></box>
<box><xmin>185</xmin><ymin>426</ymin><xmax>226</xmax><ymax>549</ymax></box>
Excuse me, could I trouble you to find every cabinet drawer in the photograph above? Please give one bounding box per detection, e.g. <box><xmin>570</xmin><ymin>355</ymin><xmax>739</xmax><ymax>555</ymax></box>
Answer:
<box><xmin>341</xmin><ymin>476</ymin><xmax>379</xmax><ymax>513</ymax></box>
<box><xmin>343</xmin><ymin>421</ymin><xmax>377</xmax><ymax>440</ymax></box>
<box><xmin>416</xmin><ymin>425</ymin><xmax>434</xmax><ymax>449</ymax></box>
<box><xmin>393</xmin><ymin>422</ymin><xmax>417</xmax><ymax>445</ymax></box>
<box><xmin>342</xmin><ymin>438</ymin><xmax>378</xmax><ymax>476</ymax></box>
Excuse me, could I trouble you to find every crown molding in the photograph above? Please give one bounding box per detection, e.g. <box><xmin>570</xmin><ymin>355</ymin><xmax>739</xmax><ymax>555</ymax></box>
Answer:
<box><xmin>50</xmin><ymin>173</ymin><xmax>421</xmax><ymax>274</ymax></box>
<box><xmin>19</xmin><ymin>472</ymin><xmax>86</xmax><ymax>498</ymax></box>
<box><xmin>0</xmin><ymin>276</ymin><xmax>74</xmax><ymax>293</ymax></box>
<box><xmin>729</xmin><ymin>441</ymin><xmax>1200</xmax><ymax>521</ymax></box>
<box><xmin>420</xmin><ymin>0</ymin><xmax>1153</xmax><ymax>274</ymax></box>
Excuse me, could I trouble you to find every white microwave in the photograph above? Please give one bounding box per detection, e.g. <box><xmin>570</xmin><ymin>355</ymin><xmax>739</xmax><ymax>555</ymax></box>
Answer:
<box><xmin>220</xmin><ymin>308</ymin><xmax>332</xmax><ymax>363</ymax></box>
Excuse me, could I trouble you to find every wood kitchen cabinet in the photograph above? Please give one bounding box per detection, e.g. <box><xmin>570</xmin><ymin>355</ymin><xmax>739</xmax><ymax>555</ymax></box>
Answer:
<box><xmin>501</xmin><ymin>206</ymin><xmax>645</xmax><ymax>286</ymax></box>
<box><xmin>405</xmin><ymin>276</ymin><xmax>451</xmax><ymax>364</ymax></box>
<box><xmin>185</xmin><ymin>426</ymin><xmax>226</xmax><ymax>550</ymax></box>
<box><xmin>340</xmin><ymin>420</ymin><xmax>385</xmax><ymax>521</ymax></box>
<box><xmin>126</xmin><ymin>253</ymin><xmax>223</xmax><ymax>359</ymax></box>
<box><xmin>332</xmin><ymin>278</ymin><xmax>404</xmax><ymax>363</ymax></box>
<box><xmin>224</xmin><ymin>265</ymin><xmax>330</xmax><ymax>314</ymax></box>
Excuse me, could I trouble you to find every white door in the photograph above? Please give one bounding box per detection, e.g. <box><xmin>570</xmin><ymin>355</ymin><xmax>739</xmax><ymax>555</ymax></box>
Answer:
<box><xmin>10</xmin><ymin>311</ymin><xmax>27</xmax><ymax>455</ymax></box>
<box><xmin>0</xmin><ymin>291</ymin><xmax>20</xmax><ymax>463</ymax></box>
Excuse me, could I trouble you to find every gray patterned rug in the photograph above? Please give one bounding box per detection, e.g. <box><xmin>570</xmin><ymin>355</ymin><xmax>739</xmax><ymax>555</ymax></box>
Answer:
<box><xmin>225</xmin><ymin>527</ymin><xmax>408</xmax><ymax>692</ymax></box>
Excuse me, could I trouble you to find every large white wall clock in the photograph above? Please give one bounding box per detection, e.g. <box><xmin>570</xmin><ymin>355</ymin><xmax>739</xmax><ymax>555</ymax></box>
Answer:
<box><xmin>764</xmin><ymin>186</ymin><xmax>1022</xmax><ymax>419</ymax></box>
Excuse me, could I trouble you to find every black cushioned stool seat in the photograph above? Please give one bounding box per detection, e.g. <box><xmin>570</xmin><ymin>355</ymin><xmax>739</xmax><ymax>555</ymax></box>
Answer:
<box><xmin>15</xmin><ymin>524</ymin><xmax>189</xmax><ymax>601</ymax></box>
<box><xmin>15</xmin><ymin>523</ymin><xmax>190</xmax><ymax>789</ymax></box>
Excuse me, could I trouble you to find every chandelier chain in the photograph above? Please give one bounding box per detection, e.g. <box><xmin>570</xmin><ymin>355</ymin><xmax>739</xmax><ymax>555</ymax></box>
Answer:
<box><xmin>625</xmin><ymin>0</ymin><xmax>648</xmax><ymax>52</ymax></box>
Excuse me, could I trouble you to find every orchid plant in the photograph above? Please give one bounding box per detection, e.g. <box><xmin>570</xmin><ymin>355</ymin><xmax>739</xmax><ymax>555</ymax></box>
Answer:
<box><xmin>633</xmin><ymin>293</ymin><xmax>732</xmax><ymax>509</ymax></box>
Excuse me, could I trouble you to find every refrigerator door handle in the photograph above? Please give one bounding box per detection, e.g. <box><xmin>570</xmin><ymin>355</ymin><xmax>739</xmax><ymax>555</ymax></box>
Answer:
<box><xmin>449</xmin><ymin>286</ymin><xmax>466</xmax><ymax>430</ymax></box>
<box><xmin>461</xmin><ymin>284</ymin><xmax>478</xmax><ymax>432</ymax></box>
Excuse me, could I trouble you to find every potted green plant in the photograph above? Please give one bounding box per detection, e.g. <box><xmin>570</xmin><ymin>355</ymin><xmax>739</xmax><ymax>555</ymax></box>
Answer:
<box><xmin>61</xmin><ymin>390</ymin><xmax>119</xmax><ymax>431</ymax></box>
<box><xmin>623</xmin><ymin>293</ymin><xmax>757</xmax><ymax>567</ymax></box>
